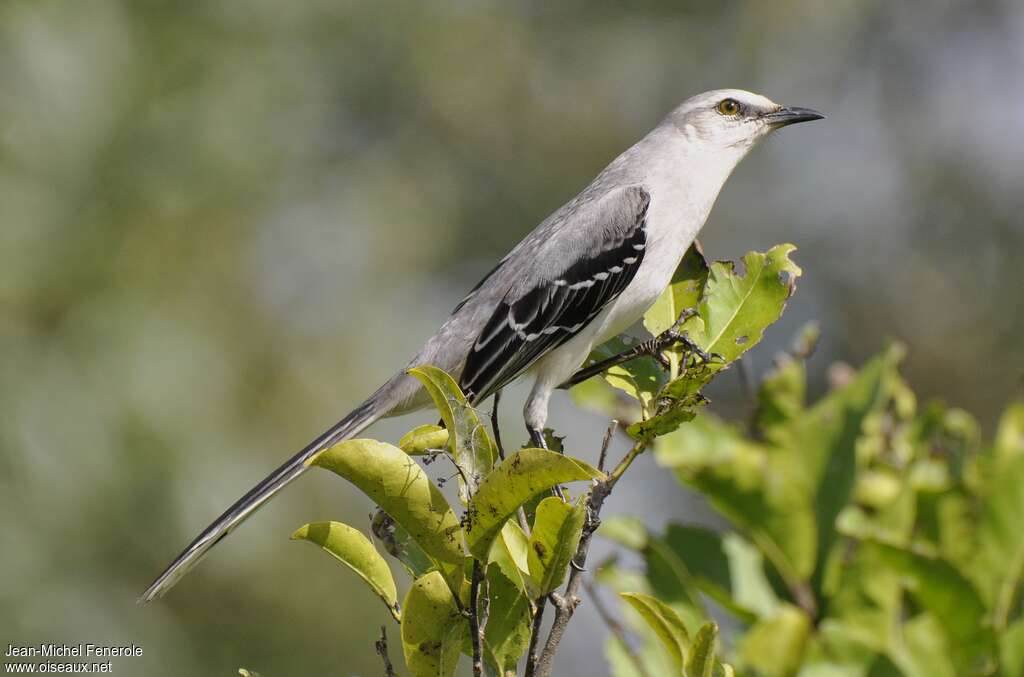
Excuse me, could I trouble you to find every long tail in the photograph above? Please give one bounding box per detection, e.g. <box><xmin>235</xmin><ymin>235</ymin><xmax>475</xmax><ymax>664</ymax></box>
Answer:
<box><xmin>139</xmin><ymin>394</ymin><xmax>386</xmax><ymax>603</ymax></box>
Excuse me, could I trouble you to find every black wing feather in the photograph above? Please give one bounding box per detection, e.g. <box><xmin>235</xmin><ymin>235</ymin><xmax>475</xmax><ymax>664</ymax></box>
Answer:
<box><xmin>460</xmin><ymin>189</ymin><xmax>650</xmax><ymax>402</ymax></box>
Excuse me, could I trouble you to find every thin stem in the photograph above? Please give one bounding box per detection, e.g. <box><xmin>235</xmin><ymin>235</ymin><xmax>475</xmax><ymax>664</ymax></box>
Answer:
<box><xmin>534</xmin><ymin>437</ymin><xmax>649</xmax><ymax>676</ymax></box>
<box><xmin>597</xmin><ymin>420</ymin><xmax>618</xmax><ymax>473</ymax></box>
<box><xmin>374</xmin><ymin>625</ymin><xmax>396</xmax><ymax>677</ymax></box>
<box><xmin>523</xmin><ymin>599</ymin><xmax>546</xmax><ymax>677</ymax></box>
<box><xmin>469</xmin><ymin>559</ymin><xmax>485</xmax><ymax>677</ymax></box>
<box><xmin>582</xmin><ymin>578</ymin><xmax>650</xmax><ymax>677</ymax></box>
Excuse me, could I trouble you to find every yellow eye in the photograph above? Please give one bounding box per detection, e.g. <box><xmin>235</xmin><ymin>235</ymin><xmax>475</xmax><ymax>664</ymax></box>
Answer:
<box><xmin>716</xmin><ymin>98</ymin><xmax>741</xmax><ymax>116</ymax></box>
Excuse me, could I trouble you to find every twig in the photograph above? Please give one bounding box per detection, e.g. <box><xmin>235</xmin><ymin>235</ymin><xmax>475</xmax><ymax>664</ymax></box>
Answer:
<box><xmin>468</xmin><ymin>558</ymin><xmax>485</xmax><ymax>676</ymax></box>
<box><xmin>582</xmin><ymin>578</ymin><xmax>650</xmax><ymax>677</ymax></box>
<box><xmin>490</xmin><ymin>390</ymin><xmax>531</xmax><ymax>534</ymax></box>
<box><xmin>531</xmin><ymin>436</ymin><xmax>649</xmax><ymax>677</ymax></box>
<box><xmin>597</xmin><ymin>420</ymin><xmax>618</xmax><ymax>472</ymax></box>
<box><xmin>523</xmin><ymin>600</ymin><xmax>546</xmax><ymax>677</ymax></box>
<box><xmin>374</xmin><ymin>625</ymin><xmax>396</xmax><ymax>677</ymax></box>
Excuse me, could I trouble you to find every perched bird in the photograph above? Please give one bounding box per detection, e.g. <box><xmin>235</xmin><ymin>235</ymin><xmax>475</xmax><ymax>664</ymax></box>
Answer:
<box><xmin>142</xmin><ymin>88</ymin><xmax>823</xmax><ymax>602</ymax></box>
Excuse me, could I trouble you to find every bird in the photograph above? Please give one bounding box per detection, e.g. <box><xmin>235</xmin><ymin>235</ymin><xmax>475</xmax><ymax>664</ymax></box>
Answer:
<box><xmin>141</xmin><ymin>88</ymin><xmax>823</xmax><ymax>602</ymax></box>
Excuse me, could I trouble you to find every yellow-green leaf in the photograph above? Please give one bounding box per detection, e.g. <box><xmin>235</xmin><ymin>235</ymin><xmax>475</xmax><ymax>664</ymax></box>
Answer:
<box><xmin>291</xmin><ymin>521</ymin><xmax>400</xmax><ymax>621</ymax></box>
<box><xmin>528</xmin><ymin>497</ymin><xmax>587</xmax><ymax>595</ymax></box>
<box><xmin>464</xmin><ymin>448</ymin><xmax>602</xmax><ymax>560</ymax></box>
<box><xmin>409</xmin><ymin>364</ymin><xmax>496</xmax><ymax>503</ymax></box>
<box><xmin>620</xmin><ymin>591</ymin><xmax>690</xmax><ymax>669</ymax></box>
<box><xmin>685</xmin><ymin>621</ymin><xmax>719</xmax><ymax>677</ymax></box>
<box><xmin>309</xmin><ymin>439</ymin><xmax>464</xmax><ymax>591</ymax></box>
<box><xmin>400</xmin><ymin>423</ymin><xmax>449</xmax><ymax>455</ymax></box>
<box><xmin>489</xmin><ymin>521</ymin><xmax>531</xmax><ymax>593</ymax></box>
<box><xmin>738</xmin><ymin>604</ymin><xmax>811</xmax><ymax>677</ymax></box>
<box><xmin>484</xmin><ymin>563</ymin><xmax>532</xmax><ymax>673</ymax></box>
<box><xmin>401</xmin><ymin>570</ymin><xmax>465</xmax><ymax>677</ymax></box>
<box><xmin>689</xmin><ymin>244</ymin><xmax>802</xmax><ymax>364</ymax></box>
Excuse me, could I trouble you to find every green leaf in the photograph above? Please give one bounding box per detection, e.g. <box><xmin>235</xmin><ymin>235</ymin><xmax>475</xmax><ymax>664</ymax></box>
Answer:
<box><xmin>620</xmin><ymin>592</ymin><xmax>690</xmax><ymax>670</ymax></box>
<box><xmin>685</xmin><ymin>621</ymin><xmax>719</xmax><ymax>677</ymax></box>
<box><xmin>488</xmin><ymin>521</ymin><xmax>531</xmax><ymax>594</ymax></box>
<box><xmin>409</xmin><ymin>364</ymin><xmax>496</xmax><ymax>503</ymax></box>
<box><xmin>892</xmin><ymin>613</ymin><xmax>957</xmax><ymax>677</ymax></box>
<box><xmin>754</xmin><ymin>356</ymin><xmax>806</xmax><ymax>437</ymax></box>
<box><xmin>644</xmin><ymin>243</ymin><xmax>710</xmax><ymax>380</ymax></box>
<box><xmin>527</xmin><ymin>497</ymin><xmax>587</xmax><ymax>595</ymax></box>
<box><xmin>972</xmin><ymin>453</ymin><xmax>1024</xmax><ymax>627</ymax></box>
<box><xmin>605</xmin><ymin>635</ymin><xmax>647</xmax><ymax>677</ymax></box>
<box><xmin>310</xmin><ymin>439</ymin><xmax>465</xmax><ymax>591</ymax></box>
<box><xmin>401</xmin><ymin>570</ymin><xmax>466</xmax><ymax>677</ymax></box>
<box><xmin>867</xmin><ymin>541</ymin><xmax>996</xmax><ymax>671</ymax></box>
<box><xmin>738</xmin><ymin>604</ymin><xmax>811</xmax><ymax>677</ymax></box>
<box><xmin>626</xmin><ymin>404</ymin><xmax>698</xmax><ymax>441</ymax></box>
<box><xmin>648</xmin><ymin>523</ymin><xmax>778</xmax><ymax>622</ymax></box>
<box><xmin>655</xmin><ymin>413</ymin><xmax>816</xmax><ymax>593</ymax></box>
<box><xmin>569</xmin><ymin>375</ymin><xmax>626</xmax><ymax>419</ymax></box>
<box><xmin>372</xmin><ymin>508</ymin><xmax>434</xmax><ymax>579</ymax></box>
<box><xmin>788</xmin><ymin>345</ymin><xmax>901</xmax><ymax>588</ymax></box>
<box><xmin>1000</xmin><ymin>619</ymin><xmax>1024</xmax><ymax>677</ymax></box>
<box><xmin>483</xmin><ymin>563</ymin><xmax>532</xmax><ymax>674</ymax></box>
<box><xmin>993</xmin><ymin>401</ymin><xmax>1024</xmax><ymax>468</ymax></box>
<box><xmin>291</xmin><ymin>520</ymin><xmax>400</xmax><ymax>621</ymax></box>
<box><xmin>400</xmin><ymin>423</ymin><xmax>450</xmax><ymax>455</ymax></box>
<box><xmin>645</xmin><ymin>243</ymin><xmax>709</xmax><ymax>336</ymax></box>
<box><xmin>688</xmin><ymin>244</ymin><xmax>802</xmax><ymax>364</ymax></box>
<box><xmin>599</xmin><ymin>515</ymin><xmax>649</xmax><ymax>551</ymax></box>
<box><xmin>464</xmin><ymin>448</ymin><xmax>602</xmax><ymax>560</ymax></box>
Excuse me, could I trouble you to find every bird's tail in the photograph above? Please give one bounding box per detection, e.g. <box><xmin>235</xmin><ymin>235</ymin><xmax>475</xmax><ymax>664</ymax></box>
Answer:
<box><xmin>139</xmin><ymin>392</ymin><xmax>387</xmax><ymax>603</ymax></box>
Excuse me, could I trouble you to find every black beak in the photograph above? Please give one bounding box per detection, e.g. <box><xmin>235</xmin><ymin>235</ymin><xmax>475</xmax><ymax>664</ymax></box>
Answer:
<box><xmin>762</xmin><ymin>106</ymin><xmax>825</xmax><ymax>128</ymax></box>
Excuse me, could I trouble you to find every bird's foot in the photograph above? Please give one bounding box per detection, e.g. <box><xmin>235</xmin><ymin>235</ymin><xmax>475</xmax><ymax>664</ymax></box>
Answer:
<box><xmin>640</xmin><ymin>308</ymin><xmax>721</xmax><ymax>366</ymax></box>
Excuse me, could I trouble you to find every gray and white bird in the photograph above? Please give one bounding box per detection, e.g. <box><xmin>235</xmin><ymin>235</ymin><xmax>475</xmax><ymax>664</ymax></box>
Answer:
<box><xmin>141</xmin><ymin>88</ymin><xmax>823</xmax><ymax>602</ymax></box>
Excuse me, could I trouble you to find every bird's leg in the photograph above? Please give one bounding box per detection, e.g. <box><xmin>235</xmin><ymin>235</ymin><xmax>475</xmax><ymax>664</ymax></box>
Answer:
<box><xmin>527</xmin><ymin>427</ymin><xmax>568</xmax><ymax>501</ymax></box>
<box><xmin>558</xmin><ymin>308</ymin><xmax>719</xmax><ymax>389</ymax></box>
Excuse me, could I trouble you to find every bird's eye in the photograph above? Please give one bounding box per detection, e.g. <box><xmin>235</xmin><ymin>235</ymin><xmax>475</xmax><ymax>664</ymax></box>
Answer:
<box><xmin>716</xmin><ymin>98</ymin><xmax>741</xmax><ymax>116</ymax></box>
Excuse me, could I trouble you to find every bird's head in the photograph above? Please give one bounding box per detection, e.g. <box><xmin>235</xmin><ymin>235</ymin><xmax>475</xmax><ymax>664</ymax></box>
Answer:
<box><xmin>665</xmin><ymin>89</ymin><xmax>824</xmax><ymax>150</ymax></box>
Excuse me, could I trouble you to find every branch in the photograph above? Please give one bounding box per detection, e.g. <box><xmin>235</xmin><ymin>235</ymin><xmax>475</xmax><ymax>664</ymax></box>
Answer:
<box><xmin>468</xmin><ymin>556</ymin><xmax>485</xmax><ymax>676</ymax></box>
<box><xmin>374</xmin><ymin>625</ymin><xmax>396</xmax><ymax>677</ymax></box>
<box><xmin>523</xmin><ymin>600</ymin><xmax>546</xmax><ymax>677</ymax></box>
<box><xmin>533</xmin><ymin>423</ymin><xmax>645</xmax><ymax>677</ymax></box>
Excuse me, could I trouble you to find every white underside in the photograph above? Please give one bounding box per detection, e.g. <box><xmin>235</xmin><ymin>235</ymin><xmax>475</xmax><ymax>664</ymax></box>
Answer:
<box><xmin>521</xmin><ymin>135</ymin><xmax>750</xmax><ymax>431</ymax></box>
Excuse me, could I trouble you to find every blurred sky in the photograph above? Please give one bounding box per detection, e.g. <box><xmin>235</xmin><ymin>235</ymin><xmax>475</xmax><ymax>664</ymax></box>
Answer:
<box><xmin>2</xmin><ymin>1</ymin><xmax>1023</xmax><ymax>675</ymax></box>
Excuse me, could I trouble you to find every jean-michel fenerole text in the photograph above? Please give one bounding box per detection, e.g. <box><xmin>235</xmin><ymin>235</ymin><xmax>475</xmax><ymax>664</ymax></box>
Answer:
<box><xmin>5</xmin><ymin>644</ymin><xmax>142</xmax><ymax>658</ymax></box>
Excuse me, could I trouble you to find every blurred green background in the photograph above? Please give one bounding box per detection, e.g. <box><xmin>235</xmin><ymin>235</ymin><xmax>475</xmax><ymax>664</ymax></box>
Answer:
<box><xmin>2</xmin><ymin>1</ymin><xmax>1022</xmax><ymax>675</ymax></box>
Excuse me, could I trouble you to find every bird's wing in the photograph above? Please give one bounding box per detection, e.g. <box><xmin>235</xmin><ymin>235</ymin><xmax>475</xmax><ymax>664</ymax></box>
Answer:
<box><xmin>459</xmin><ymin>185</ymin><xmax>650</xmax><ymax>401</ymax></box>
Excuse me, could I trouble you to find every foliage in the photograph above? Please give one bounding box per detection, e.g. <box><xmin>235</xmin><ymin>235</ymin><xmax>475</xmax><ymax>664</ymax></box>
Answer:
<box><xmin>591</xmin><ymin>332</ymin><xmax>1024</xmax><ymax>676</ymax></box>
<box><xmin>286</xmin><ymin>243</ymin><xmax>804</xmax><ymax>675</ymax></box>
